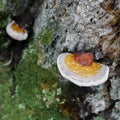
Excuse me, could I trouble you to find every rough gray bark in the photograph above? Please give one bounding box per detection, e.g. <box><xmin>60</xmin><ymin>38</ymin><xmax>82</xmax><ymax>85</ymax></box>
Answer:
<box><xmin>33</xmin><ymin>0</ymin><xmax>120</xmax><ymax>119</ymax></box>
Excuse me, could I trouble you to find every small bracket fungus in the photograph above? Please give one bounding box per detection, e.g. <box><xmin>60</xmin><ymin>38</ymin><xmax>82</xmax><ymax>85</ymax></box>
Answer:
<box><xmin>6</xmin><ymin>21</ymin><xmax>28</xmax><ymax>41</ymax></box>
<box><xmin>57</xmin><ymin>53</ymin><xmax>109</xmax><ymax>87</ymax></box>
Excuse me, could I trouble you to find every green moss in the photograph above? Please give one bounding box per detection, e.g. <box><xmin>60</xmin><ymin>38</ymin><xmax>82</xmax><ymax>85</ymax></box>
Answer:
<box><xmin>14</xmin><ymin>41</ymin><xmax>68</xmax><ymax>120</ymax></box>
<box><xmin>22</xmin><ymin>40</ymin><xmax>45</xmax><ymax>66</ymax></box>
<box><xmin>0</xmin><ymin>38</ymin><xmax>69</xmax><ymax>120</ymax></box>
<box><xmin>37</xmin><ymin>51</ymin><xmax>45</xmax><ymax>65</ymax></box>
<box><xmin>0</xmin><ymin>63</ymin><xmax>29</xmax><ymax>120</ymax></box>
<box><xmin>37</xmin><ymin>20</ymin><xmax>59</xmax><ymax>46</ymax></box>
<box><xmin>38</xmin><ymin>27</ymin><xmax>53</xmax><ymax>45</ymax></box>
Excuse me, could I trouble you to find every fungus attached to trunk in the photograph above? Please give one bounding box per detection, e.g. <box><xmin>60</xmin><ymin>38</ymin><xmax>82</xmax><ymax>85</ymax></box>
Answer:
<box><xmin>57</xmin><ymin>52</ymin><xmax>109</xmax><ymax>87</ymax></box>
<box><xmin>6</xmin><ymin>0</ymin><xmax>43</xmax><ymax>41</ymax></box>
<box><xmin>6</xmin><ymin>21</ymin><xmax>28</xmax><ymax>41</ymax></box>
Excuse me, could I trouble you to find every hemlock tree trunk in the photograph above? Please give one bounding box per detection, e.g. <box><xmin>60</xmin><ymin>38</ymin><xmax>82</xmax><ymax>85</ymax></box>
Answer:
<box><xmin>33</xmin><ymin>0</ymin><xmax>120</xmax><ymax>119</ymax></box>
<box><xmin>0</xmin><ymin>0</ymin><xmax>119</xmax><ymax>119</ymax></box>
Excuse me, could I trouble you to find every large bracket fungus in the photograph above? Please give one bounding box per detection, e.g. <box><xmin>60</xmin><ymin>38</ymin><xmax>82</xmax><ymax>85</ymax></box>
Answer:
<box><xmin>57</xmin><ymin>52</ymin><xmax>109</xmax><ymax>87</ymax></box>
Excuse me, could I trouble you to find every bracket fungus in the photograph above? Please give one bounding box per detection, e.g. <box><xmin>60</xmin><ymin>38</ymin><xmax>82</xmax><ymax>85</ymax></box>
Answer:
<box><xmin>57</xmin><ymin>52</ymin><xmax>109</xmax><ymax>87</ymax></box>
<box><xmin>6</xmin><ymin>21</ymin><xmax>28</xmax><ymax>41</ymax></box>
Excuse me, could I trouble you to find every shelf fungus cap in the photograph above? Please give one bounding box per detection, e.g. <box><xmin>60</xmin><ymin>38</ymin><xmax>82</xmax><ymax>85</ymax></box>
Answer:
<box><xmin>57</xmin><ymin>53</ymin><xmax>109</xmax><ymax>87</ymax></box>
<box><xmin>6</xmin><ymin>21</ymin><xmax>28</xmax><ymax>41</ymax></box>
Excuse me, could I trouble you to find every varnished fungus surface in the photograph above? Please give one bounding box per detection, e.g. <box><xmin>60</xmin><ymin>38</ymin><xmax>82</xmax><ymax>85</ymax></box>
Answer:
<box><xmin>64</xmin><ymin>54</ymin><xmax>102</xmax><ymax>77</ymax></box>
<box><xmin>11</xmin><ymin>22</ymin><xmax>26</xmax><ymax>33</ymax></box>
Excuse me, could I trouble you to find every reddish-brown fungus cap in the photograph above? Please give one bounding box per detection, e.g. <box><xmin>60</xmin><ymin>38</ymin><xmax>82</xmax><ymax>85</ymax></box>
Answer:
<box><xmin>74</xmin><ymin>52</ymin><xmax>94</xmax><ymax>66</ymax></box>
